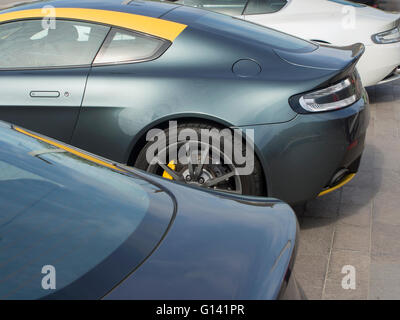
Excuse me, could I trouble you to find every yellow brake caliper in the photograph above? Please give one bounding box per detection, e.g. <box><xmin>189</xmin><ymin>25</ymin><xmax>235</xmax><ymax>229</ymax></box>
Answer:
<box><xmin>162</xmin><ymin>160</ymin><xmax>176</xmax><ymax>180</ymax></box>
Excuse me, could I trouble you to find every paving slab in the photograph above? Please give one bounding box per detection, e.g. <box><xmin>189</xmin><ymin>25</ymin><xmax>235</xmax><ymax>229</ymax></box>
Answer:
<box><xmin>297</xmin><ymin>79</ymin><xmax>400</xmax><ymax>300</ymax></box>
<box><xmin>323</xmin><ymin>250</ymin><xmax>370</xmax><ymax>300</ymax></box>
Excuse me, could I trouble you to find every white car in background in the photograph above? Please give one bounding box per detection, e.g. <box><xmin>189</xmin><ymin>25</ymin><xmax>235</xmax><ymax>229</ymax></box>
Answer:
<box><xmin>168</xmin><ymin>0</ymin><xmax>400</xmax><ymax>87</ymax></box>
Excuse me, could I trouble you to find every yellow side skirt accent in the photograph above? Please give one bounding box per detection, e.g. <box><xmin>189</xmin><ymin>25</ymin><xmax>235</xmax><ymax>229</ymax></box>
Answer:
<box><xmin>14</xmin><ymin>126</ymin><xmax>122</xmax><ymax>172</ymax></box>
<box><xmin>318</xmin><ymin>173</ymin><xmax>356</xmax><ymax>197</ymax></box>
<box><xmin>0</xmin><ymin>8</ymin><xmax>187</xmax><ymax>41</ymax></box>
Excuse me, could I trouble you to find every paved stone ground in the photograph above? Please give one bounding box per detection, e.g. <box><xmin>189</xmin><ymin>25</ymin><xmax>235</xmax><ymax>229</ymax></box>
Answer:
<box><xmin>295</xmin><ymin>79</ymin><xmax>400</xmax><ymax>300</ymax></box>
<box><xmin>294</xmin><ymin>0</ymin><xmax>400</xmax><ymax>301</ymax></box>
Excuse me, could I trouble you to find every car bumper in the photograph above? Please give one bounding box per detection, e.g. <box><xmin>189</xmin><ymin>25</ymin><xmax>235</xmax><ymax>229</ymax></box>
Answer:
<box><xmin>357</xmin><ymin>42</ymin><xmax>400</xmax><ymax>86</ymax></box>
<box><xmin>278</xmin><ymin>221</ymin><xmax>305</xmax><ymax>300</ymax></box>
<box><xmin>279</xmin><ymin>274</ymin><xmax>307</xmax><ymax>300</ymax></box>
<box><xmin>240</xmin><ymin>90</ymin><xmax>370</xmax><ymax>205</ymax></box>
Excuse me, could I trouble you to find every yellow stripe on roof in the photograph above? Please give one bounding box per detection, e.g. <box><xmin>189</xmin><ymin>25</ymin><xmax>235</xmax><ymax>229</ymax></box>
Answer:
<box><xmin>0</xmin><ymin>8</ymin><xmax>187</xmax><ymax>41</ymax></box>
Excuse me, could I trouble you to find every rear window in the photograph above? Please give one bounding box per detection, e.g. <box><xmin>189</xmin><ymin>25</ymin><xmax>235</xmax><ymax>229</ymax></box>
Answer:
<box><xmin>194</xmin><ymin>0</ymin><xmax>248</xmax><ymax>16</ymax></box>
<box><xmin>244</xmin><ymin>0</ymin><xmax>288</xmax><ymax>15</ymax></box>
<box><xmin>0</xmin><ymin>127</ymin><xmax>174</xmax><ymax>299</ymax></box>
<box><xmin>166</xmin><ymin>0</ymin><xmax>288</xmax><ymax>15</ymax></box>
<box><xmin>328</xmin><ymin>0</ymin><xmax>366</xmax><ymax>7</ymax></box>
<box><xmin>94</xmin><ymin>28</ymin><xmax>169</xmax><ymax>65</ymax></box>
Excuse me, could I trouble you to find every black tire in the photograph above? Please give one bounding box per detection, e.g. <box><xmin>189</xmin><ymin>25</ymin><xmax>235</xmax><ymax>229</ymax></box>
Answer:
<box><xmin>134</xmin><ymin>122</ymin><xmax>265</xmax><ymax>196</ymax></box>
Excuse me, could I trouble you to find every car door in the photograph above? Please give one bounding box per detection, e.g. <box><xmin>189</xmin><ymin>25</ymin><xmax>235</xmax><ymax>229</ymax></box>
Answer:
<box><xmin>0</xmin><ymin>19</ymin><xmax>110</xmax><ymax>142</ymax></box>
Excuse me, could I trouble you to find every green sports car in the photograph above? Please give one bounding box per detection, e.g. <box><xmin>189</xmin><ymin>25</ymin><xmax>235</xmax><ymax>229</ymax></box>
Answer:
<box><xmin>0</xmin><ymin>0</ymin><xmax>369</xmax><ymax>204</ymax></box>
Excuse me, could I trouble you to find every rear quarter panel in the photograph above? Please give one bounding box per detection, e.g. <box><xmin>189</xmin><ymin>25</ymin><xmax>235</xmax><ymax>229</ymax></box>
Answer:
<box><xmin>71</xmin><ymin>25</ymin><xmax>336</xmax><ymax>163</ymax></box>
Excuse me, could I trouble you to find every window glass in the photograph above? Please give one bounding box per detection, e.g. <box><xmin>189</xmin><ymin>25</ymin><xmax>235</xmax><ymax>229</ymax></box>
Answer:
<box><xmin>94</xmin><ymin>29</ymin><xmax>168</xmax><ymax>65</ymax></box>
<box><xmin>328</xmin><ymin>0</ymin><xmax>366</xmax><ymax>7</ymax></box>
<box><xmin>244</xmin><ymin>0</ymin><xmax>288</xmax><ymax>15</ymax></box>
<box><xmin>172</xmin><ymin>0</ymin><xmax>247</xmax><ymax>15</ymax></box>
<box><xmin>0</xmin><ymin>20</ymin><xmax>110</xmax><ymax>69</ymax></box>
<box><xmin>200</xmin><ymin>0</ymin><xmax>247</xmax><ymax>15</ymax></box>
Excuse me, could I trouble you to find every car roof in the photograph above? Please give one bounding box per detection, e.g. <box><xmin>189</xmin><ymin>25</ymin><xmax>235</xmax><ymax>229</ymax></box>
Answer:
<box><xmin>1</xmin><ymin>0</ymin><xmax>178</xmax><ymax>18</ymax></box>
<box><xmin>0</xmin><ymin>0</ymin><xmax>317</xmax><ymax>54</ymax></box>
<box><xmin>0</xmin><ymin>0</ymin><xmax>188</xmax><ymax>41</ymax></box>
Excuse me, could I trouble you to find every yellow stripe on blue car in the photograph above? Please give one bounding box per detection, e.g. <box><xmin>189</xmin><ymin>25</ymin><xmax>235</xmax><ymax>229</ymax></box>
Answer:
<box><xmin>0</xmin><ymin>8</ymin><xmax>187</xmax><ymax>41</ymax></box>
<box><xmin>14</xmin><ymin>126</ymin><xmax>123</xmax><ymax>171</ymax></box>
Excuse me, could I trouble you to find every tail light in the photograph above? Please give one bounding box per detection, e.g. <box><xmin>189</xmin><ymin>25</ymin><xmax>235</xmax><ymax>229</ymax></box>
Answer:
<box><xmin>372</xmin><ymin>20</ymin><xmax>400</xmax><ymax>44</ymax></box>
<box><xmin>289</xmin><ymin>71</ymin><xmax>363</xmax><ymax>114</ymax></box>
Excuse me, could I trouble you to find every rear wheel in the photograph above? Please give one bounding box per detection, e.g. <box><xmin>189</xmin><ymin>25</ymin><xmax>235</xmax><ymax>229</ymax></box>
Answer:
<box><xmin>134</xmin><ymin>122</ymin><xmax>265</xmax><ymax>196</ymax></box>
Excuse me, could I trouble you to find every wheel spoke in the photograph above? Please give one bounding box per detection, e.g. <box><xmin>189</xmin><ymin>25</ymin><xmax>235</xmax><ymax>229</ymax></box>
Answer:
<box><xmin>204</xmin><ymin>171</ymin><xmax>235</xmax><ymax>187</ymax></box>
<box><xmin>186</xmin><ymin>143</ymin><xmax>195</xmax><ymax>178</ymax></box>
<box><xmin>155</xmin><ymin>158</ymin><xmax>183</xmax><ymax>181</ymax></box>
<box><xmin>194</xmin><ymin>145</ymin><xmax>210</xmax><ymax>179</ymax></box>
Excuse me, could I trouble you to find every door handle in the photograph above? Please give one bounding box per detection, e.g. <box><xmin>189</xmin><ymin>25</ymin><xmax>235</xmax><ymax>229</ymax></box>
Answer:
<box><xmin>30</xmin><ymin>91</ymin><xmax>60</xmax><ymax>98</ymax></box>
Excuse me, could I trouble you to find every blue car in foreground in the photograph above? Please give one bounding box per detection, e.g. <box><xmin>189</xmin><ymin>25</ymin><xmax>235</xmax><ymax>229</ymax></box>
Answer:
<box><xmin>0</xmin><ymin>121</ymin><xmax>302</xmax><ymax>299</ymax></box>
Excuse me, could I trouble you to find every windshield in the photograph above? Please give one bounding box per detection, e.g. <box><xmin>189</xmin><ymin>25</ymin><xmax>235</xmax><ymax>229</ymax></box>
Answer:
<box><xmin>0</xmin><ymin>122</ymin><xmax>174</xmax><ymax>299</ymax></box>
<box><xmin>167</xmin><ymin>0</ymin><xmax>289</xmax><ymax>15</ymax></box>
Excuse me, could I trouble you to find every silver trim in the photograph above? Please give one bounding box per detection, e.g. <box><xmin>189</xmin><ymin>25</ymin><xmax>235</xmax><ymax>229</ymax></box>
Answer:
<box><xmin>371</xmin><ymin>19</ymin><xmax>400</xmax><ymax>44</ymax></box>
<box><xmin>28</xmin><ymin>149</ymin><xmax>67</xmax><ymax>157</ymax></box>
<box><xmin>378</xmin><ymin>66</ymin><xmax>400</xmax><ymax>85</ymax></box>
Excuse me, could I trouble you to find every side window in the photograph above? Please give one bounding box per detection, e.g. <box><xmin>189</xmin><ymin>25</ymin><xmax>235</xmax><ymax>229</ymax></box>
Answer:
<box><xmin>93</xmin><ymin>28</ymin><xmax>169</xmax><ymax>65</ymax></box>
<box><xmin>244</xmin><ymin>0</ymin><xmax>288</xmax><ymax>15</ymax></box>
<box><xmin>196</xmin><ymin>0</ymin><xmax>248</xmax><ymax>15</ymax></box>
<box><xmin>0</xmin><ymin>20</ymin><xmax>110</xmax><ymax>69</ymax></box>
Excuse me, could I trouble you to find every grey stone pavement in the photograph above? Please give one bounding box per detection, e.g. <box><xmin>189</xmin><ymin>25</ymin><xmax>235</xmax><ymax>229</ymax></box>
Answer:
<box><xmin>295</xmin><ymin>79</ymin><xmax>400</xmax><ymax>300</ymax></box>
<box><xmin>293</xmin><ymin>0</ymin><xmax>400</xmax><ymax>301</ymax></box>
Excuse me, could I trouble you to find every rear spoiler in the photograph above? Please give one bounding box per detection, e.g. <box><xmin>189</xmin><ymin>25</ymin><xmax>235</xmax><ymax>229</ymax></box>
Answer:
<box><xmin>328</xmin><ymin>42</ymin><xmax>365</xmax><ymax>68</ymax></box>
<box><xmin>323</xmin><ymin>43</ymin><xmax>365</xmax><ymax>86</ymax></box>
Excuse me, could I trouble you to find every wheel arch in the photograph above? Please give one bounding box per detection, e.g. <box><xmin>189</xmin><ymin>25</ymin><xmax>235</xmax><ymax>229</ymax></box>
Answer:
<box><xmin>125</xmin><ymin>113</ymin><xmax>269</xmax><ymax>196</ymax></box>
<box><xmin>125</xmin><ymin>113</ymin><xmax>232</xmax><ymax>165</ymax></box>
